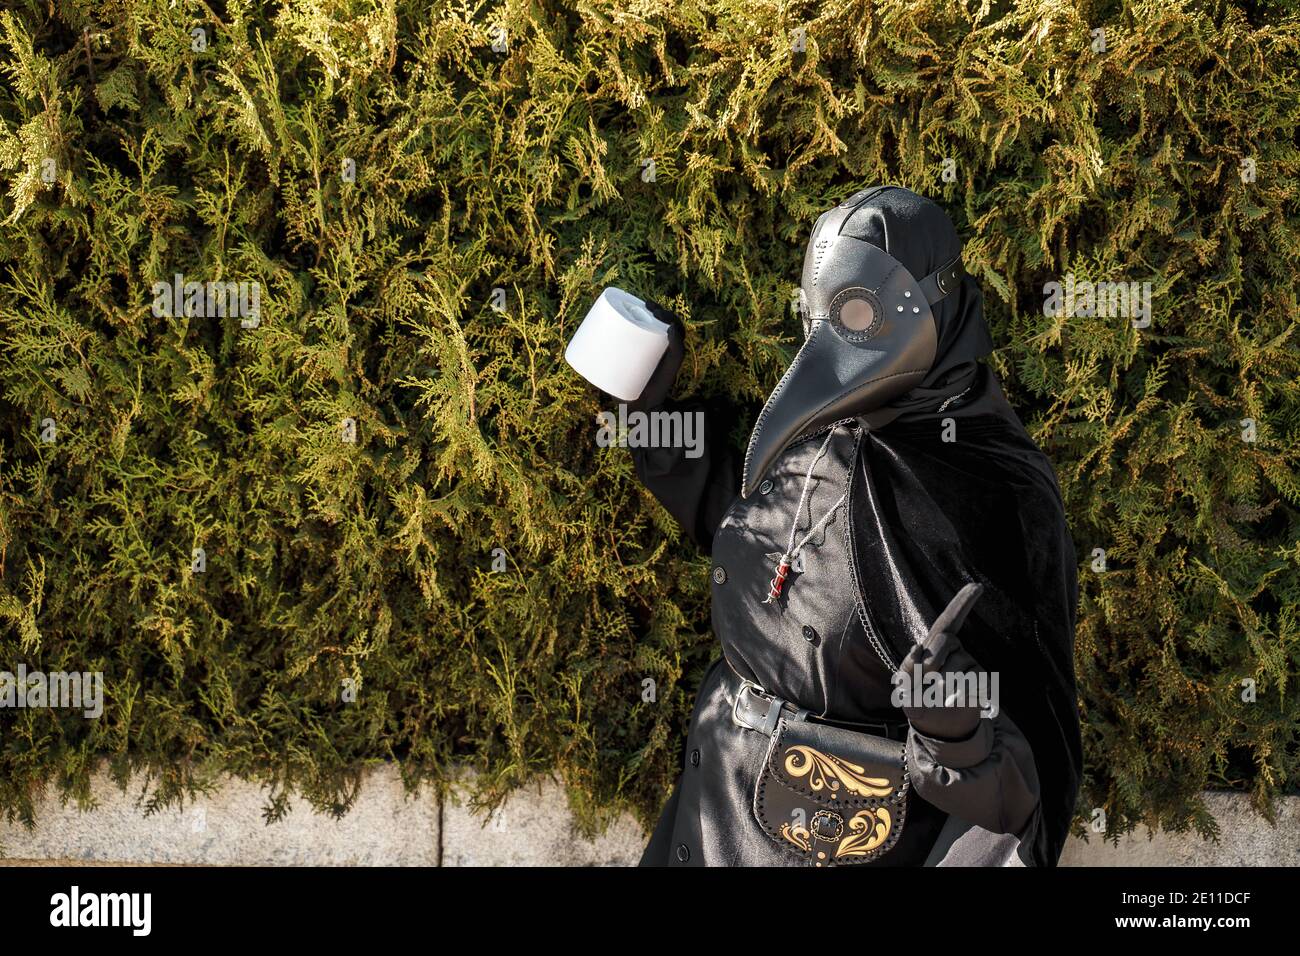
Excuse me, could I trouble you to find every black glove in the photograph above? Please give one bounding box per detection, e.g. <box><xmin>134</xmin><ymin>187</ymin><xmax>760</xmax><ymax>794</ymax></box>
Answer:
<box><xmin>899</xmin><ymin>583</ymin><xmax>988</xmax><ymax>741</ymax></box>
<box><xmin>627</xmin><ymin>298</ymin><xmax>685</xmax><ymax>412</ymax></box>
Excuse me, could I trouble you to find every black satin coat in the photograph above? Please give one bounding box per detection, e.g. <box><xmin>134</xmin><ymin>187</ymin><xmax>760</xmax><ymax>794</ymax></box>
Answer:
<box><xmin>634</xmin><ymin>366</ymin><xmax>1082</xmax><ymax>866</ymax></box>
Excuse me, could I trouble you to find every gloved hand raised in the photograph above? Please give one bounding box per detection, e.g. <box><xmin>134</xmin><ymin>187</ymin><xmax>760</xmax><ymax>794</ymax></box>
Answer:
<box><xmin>897</xmin><ymin>583</ymin><xmax>989</xmax><ymax>741</ymax></box>
<box><xmin>627</xmin><ymin>299</ymin><xmax>685</xmax><ymax>412</ymax></box>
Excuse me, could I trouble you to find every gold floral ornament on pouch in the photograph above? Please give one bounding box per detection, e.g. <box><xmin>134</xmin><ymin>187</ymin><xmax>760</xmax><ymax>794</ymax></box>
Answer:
<box><xmin>753</xmin><ymin>714</ymin><xmax>910</xmax><ymax>866</ymax></box>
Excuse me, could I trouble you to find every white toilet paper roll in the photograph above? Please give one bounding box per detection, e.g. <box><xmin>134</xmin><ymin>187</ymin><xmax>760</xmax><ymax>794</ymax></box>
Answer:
<box><xmin>565</xmin><ymin>287</ymin><xmax>670</xmax><ymax>401</ymax></box>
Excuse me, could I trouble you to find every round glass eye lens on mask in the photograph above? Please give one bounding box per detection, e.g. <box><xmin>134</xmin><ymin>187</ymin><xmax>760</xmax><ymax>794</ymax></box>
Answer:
<box><xmin>838</xmin><ymin>296</ymin><xmax>876</xmax><ymax>332</ymax></box>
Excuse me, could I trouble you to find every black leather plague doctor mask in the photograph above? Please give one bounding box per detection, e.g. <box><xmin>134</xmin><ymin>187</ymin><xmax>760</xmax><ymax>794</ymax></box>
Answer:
<box><xmin>741</xmin><ymin>187</ymin><xmax>966</xmax><ymax>497</ymax></box>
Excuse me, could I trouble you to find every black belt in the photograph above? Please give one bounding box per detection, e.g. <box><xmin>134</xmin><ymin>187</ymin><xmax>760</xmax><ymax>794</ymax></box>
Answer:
<box><xmin>727</xmin><ymin>673</ymin><xmax>910</xmax><ymax>743</ymax></box>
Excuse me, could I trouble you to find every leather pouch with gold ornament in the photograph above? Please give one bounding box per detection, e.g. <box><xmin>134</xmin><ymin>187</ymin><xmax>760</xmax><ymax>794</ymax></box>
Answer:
<box><xmin>752</xmin><ymin>714</ymin><xmax>909</xmax><ymax>867</ymax></box>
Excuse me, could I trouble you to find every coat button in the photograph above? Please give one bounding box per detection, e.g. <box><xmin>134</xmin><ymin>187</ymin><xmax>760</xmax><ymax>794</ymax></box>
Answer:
<box><xmin>712</xmin><ymin>566</ymin><xmax>727</xmax><ymax>585</ymax></box>
<box><xmin>759</xmin><ymin>479</ymin><xmax>773</xmax><ymax>495</ymax></box>
<box><xmin>676</xmin><ymin>844</ymin><xmax>690</xmax><ymax>862</ymax></box>
<box><xmin>802</xmin><ymin>624</ymin><xmax>818</xmax><ymax>645</ymax></box>
<box><xmin>690</xmin><ymin>748</ymin><xmax>700</xmax><ymax>767</ymax></box>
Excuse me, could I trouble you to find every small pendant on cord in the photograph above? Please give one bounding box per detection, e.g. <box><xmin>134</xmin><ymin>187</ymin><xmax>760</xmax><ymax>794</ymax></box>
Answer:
<box><xmin>763</xmin><ymin>553</ymin><xmax>792</xmax><ymax>604</ymax></box>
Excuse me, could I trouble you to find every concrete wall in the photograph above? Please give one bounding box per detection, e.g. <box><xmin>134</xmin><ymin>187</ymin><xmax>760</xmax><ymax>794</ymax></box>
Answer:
<box><xmin>2</xmin><ymin>768</ymin><xmax>1296</xmax><ymax>866</ymax></box>
<box><xmin>0</xmin><ymin>768</ymin><xmax>441</xmax><ymax>866</ymax></box>
<box><xmin>1061</xmin><ymin>791</ymin><xmax>1300</xmax><ymax>867</ymax></box>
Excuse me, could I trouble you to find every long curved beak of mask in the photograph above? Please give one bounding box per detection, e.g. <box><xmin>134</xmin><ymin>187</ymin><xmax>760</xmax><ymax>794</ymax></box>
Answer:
<box><xmin>740</xmin><ymin>230</ymin><xmax>954</xmax><ymax>498</ymax></box>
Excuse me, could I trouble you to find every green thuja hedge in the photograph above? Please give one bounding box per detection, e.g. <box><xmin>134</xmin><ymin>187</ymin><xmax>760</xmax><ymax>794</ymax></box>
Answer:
<box><xmin>0</xmin><ymin>0</ymin><xmax>1297</xmax><ymax>842</ymax></box>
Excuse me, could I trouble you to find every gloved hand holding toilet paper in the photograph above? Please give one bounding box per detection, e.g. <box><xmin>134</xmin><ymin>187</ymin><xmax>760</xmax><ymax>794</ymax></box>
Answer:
<box><xmin>565</xmin><ymin>287</ymin><xmax>684</xmax><ymax>407</ymax></box>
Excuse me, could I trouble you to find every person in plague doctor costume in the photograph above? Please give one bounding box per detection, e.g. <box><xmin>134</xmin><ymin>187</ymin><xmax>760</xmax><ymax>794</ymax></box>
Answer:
<box><xmin>605</xmin><ymin>185</ymin><xmax>1081</xmax><ymax>866</ymax></box>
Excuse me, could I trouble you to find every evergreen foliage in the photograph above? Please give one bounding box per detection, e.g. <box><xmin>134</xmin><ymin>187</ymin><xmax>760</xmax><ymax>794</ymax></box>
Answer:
<box><xmin>0</xmin><ymin>0</ymin><xmax>1296</xmax><ymax>843</ymax></box>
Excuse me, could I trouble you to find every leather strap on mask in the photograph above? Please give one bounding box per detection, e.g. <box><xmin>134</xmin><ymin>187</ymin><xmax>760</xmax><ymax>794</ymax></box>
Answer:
<box><xmin>919</xmin><ymin>255</ymin><xmax>964</xmax><ymax>304</ymax></box>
